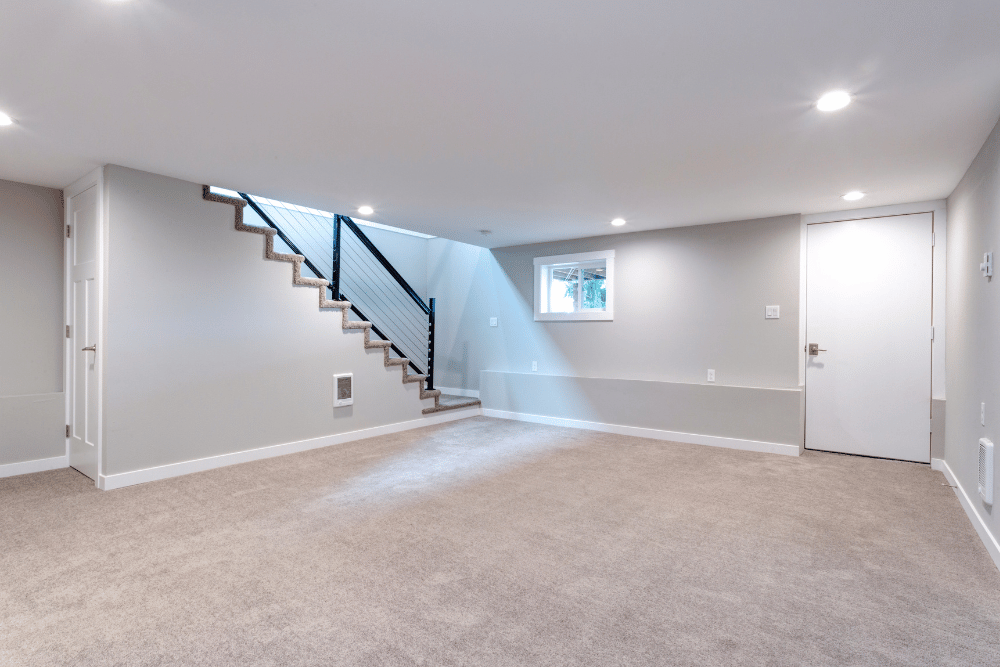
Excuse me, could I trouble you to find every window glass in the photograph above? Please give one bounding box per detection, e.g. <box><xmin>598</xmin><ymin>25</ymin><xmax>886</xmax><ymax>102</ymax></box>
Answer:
<box><xmin>534</xmin><ymin>250</ymin><xmax>614</xmax><ymax>321</ymax></box>
<box><xmin>549</xmin><ymin>267</ymin><xmax>579</xmax><ymax>312</ymax></box>
<box><xmin>581</xmin><ymin>266</ymin><xmax>606</xmax><ymax>310</ymax></box>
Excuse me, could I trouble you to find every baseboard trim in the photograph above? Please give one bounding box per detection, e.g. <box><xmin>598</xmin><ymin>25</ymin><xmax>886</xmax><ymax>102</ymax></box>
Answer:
<box><xmin>434</xmin><ymin>386</ymin><xmax>480</xmax><ymax>399</ymax></box>
<box><xmin>932</xmin><ymin>458</ymin><xmax>1000</xmax><ymax>572</ymax></box>
<box><xmin>99</xmin><ymin>407</ymin><xmax>482</xmax><ymax>491</ymax></box>
<box><xmin>482</xmin><ymin>409</ymin><xmax>800</xmax><ymax>457</ymax></box>
<box><xmin>0</xmin><ymin>455</ymin><xmax>68</xmax><ymax>479</ymax></box>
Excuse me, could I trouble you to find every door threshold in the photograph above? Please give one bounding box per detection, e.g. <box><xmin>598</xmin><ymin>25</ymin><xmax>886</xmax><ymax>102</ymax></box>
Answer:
<box><xmin>803</xmin><ymin>447</ymin><xmax>930</xmax><ymax>465</ymax></box>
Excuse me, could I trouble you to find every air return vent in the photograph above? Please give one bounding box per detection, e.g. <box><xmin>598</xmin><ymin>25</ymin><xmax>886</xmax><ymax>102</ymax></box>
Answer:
<box><xmin>979</xmin><ymin>438</ymin><xmax>994</xmax><ymax>505</ymax></box>
<box><xmin>333</xmin><ymin>373</ymin><xmax>354</xmax><ymax>407</ymax></box>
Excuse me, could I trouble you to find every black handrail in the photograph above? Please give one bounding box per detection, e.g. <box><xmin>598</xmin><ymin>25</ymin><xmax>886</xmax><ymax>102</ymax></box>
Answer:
<box><xmin>338</xmin><ymin>215</ymin><xmax>431</xmax><ymax>315</ymax></box>
<box><xmin>240</xmin><ymin>193</ymin><xmax>425</xmax><ymax>376</ymax></box>
<box><xmin>241</xmin><ymin>193</ymin><xmax>330</xmax><ymax>287</ymax></box>
<box><xmin>331</xmin><ymin>211</ymin><xmax>341</xmax><ymax>299</ymax></box>
<box><xmin>427</xmin><ymin>298</ymin><xmax>436</xmax><ymax>391</ymax></box>
<box><xmin>341</xmin><ymin>295</ymin><xmax>426</xmax><ymax>376</ymax></box>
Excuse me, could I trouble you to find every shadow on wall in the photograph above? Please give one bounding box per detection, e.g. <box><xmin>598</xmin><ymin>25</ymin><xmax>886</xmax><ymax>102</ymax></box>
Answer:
<box><xmin>426</xmin><ymin>237</ymin><xmax>574</xmax><ymax>390</ymax></box>
<box><xmin>444</xmin><ymin>342</ymin><xmax>469</xmax><ymax>390</ymax></box>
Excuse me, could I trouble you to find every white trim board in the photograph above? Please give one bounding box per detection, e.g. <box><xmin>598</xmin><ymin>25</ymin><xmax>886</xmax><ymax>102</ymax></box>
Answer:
<box><xmin>482</xmin><ymin>409</ymin><xmax>800</xmax><ymax>457</ymax></box>
<box><xmin>0</xmin><ymin>455</ymin><xmax>69</xmax><ymax>479</ymax></box>
<box><xmin>434</xmin><ymin>386</ymin><xmax>480</xmax><ymax>399</ymax></box>
<box><xmin>98</xmin><ymin>406</ymin><xmax>482</xmax><ymax>491</ymax></box>
<box><xmin>932</xmin><ymin>458</ymin><xmax>1000</xmax><ymax>572</ymax></box>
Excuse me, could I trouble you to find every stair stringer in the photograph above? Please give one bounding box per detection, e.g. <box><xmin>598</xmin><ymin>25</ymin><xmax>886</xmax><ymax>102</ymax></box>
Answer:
<box><xmin>202</xmin><ymin>186</ymin><xmax>480</xmax><ymax>414</ymax></box>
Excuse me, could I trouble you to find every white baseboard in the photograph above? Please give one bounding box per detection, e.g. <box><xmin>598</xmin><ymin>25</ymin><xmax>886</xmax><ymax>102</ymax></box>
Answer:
<box><xmin>0</xmin><ymin>455</ymin><xmax>68</xmax><ymax>479</ymax></box>
<box><xmin>434</xmin><ymin>386</ymin><xmax>480</xmax><ymax>399</ymax></box>
<box><xmin>482</xmin><ymin>409</ymin><xmax>800</xmax><ymax>457</ymax></box>
<box><xmin>932</xmin><ymin>457</ymin><xmax>1000</xmax><ymax>572</ymax></box>
<box><xmin>99</xmin><ymin>407</ymin><xmax>482</xmax><ymax>491</ymax></box>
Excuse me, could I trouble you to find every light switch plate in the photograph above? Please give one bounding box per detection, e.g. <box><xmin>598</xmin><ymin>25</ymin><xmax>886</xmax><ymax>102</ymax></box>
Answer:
<box><xmin>707</xmin><ymin>369</ymin><xmax>715</xmax><ymax>382</ymax></box>
<box><xmin>765</xmin><ymin>305</ymin><xmax>780</xmax><ymax>319</ymax></box>
<box><xmin>532</xmin><ymin>361</ymin><xmax>537</xmax><ymax>372</ymax></box>
<box><xmin>490</xmin><ymin>317</ymin><xmax>498</xmax><ymax>327</ymax></box>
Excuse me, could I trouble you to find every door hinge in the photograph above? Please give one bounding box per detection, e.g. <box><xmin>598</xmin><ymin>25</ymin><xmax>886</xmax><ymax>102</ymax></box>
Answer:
<box><xmin>66</xmin><ymin>325</ymin><xmax>71</xmax><ymax>338</ymax></box>
<box><xmin>931</xmin><ymin>233</ymin><xmax>935</xmax><ymax>247</ymax></box>
<box><xmin>931</xmin><ymin>326</ymin><xmax>935</xmax><ymax>340</ymax></box>
<box><xmin>66</xmin><ymin>425</ymin><xmax>71</xmax><ymax>438</ymax></box>
<box><xmin>66</xmin><ymin>224</ymin><xmax>71</xmax><ymax>238</ymax></box>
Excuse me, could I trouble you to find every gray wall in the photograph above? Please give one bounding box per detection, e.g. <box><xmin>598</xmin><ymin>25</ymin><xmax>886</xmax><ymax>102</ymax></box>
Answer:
<box><xmin>0</xmin><ymin>179</ymin><xmax>65</xmax><ymax>466</ymax></box>
<box><xmin>428</xmin><ymin>214</ymin><xmax>802</xmax><ymax>446</ymax></box>
<box><xmin>481</xmin><ymin>371</ymin><xmax>801</xmax><ymax>446</ymax></box>
<box><xmin>429</xmin><ymin>214</ymin><xmax>801</xmax><ymax>390</ymax></box>
<box><xmin>362</xmin><ymin>226</ymin><xmax>429</xmax><ymax>301</ymax></box>
<box><xmin>102</xmin><ymin>166</ymin><xmax>434</xmax><ymax>477</ymax></box>
<box><xmin>946</xmin><ymin>114</ymin><xmax>1000</xmax><ymax>544</ymax></box>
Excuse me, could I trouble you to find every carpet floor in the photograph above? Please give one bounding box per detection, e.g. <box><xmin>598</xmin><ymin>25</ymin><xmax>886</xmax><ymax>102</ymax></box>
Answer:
<box><xmin>2</xmin><ymin>416</ymin><xmax>998</xmax><ymax>666</ymax></box>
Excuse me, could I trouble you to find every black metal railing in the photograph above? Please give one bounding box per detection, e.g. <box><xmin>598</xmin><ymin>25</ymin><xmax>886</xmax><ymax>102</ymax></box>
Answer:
<box><xmin>238</xmin><ymin>193</ymin><xmax>435</xmax><ymax>388</ymax></box>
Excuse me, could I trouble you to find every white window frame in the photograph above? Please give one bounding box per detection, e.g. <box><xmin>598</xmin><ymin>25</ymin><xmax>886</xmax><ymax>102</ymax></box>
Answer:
<box><xmin>533</xmin><ymin>250</ymin><xmax>615</xmax><ymax>321</ymax></box>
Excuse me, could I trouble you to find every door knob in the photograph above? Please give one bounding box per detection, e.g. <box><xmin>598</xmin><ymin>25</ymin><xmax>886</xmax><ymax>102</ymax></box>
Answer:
<box><xmin>82</xmin><ymin>345</ymin><xmax>96</xmax><ymax>352</ymax></box>
<box><xmin>808</xmin><ymin>343</ymin><xmax>826</xmax><ymax>356</ymax></box>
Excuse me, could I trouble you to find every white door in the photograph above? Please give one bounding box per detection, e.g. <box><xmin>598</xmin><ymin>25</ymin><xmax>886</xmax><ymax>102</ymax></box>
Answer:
<box><xmin>806</xmin><ymin>213</ymin><xmax>933</xmax><ymax>463</ymax></box>
<box><xmin>67</xmin><ymin>184</ymin><xmax>100</xmax><ymax>480</ymax></box>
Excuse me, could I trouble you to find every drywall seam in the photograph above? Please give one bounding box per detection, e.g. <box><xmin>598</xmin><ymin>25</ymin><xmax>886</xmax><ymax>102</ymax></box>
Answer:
<box><xmin>482</xmin><ymin>409</ymin><xmax>800</xmax><ymax>457</ymax></box>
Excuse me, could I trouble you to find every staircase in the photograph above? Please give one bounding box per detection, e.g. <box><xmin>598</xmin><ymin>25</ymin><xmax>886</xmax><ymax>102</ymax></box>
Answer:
<box><xmin>203</xmin><ymin>186</ymin><xmax>480</xmax><ymax>415</ymax></box>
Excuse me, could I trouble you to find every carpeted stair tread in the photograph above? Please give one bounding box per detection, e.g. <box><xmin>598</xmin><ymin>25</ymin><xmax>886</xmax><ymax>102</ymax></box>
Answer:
<box><xmin>422</xmin><ymin>398</ymin><xmax>482</xmax><ymax>414</ymax></box>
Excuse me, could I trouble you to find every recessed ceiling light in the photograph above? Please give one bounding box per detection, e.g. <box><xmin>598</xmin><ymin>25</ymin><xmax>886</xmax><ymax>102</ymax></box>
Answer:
<box><xmin>817</xmin><ymin>90</ymin><xmax>852</xmax><ymax>112</ymax></box>
<box><xmin>611</xmin><ymin>218</ymin><xmax>626</xmax><ymax>226</ymax></box>
<box><xmin>842</xmin><ymin>191</ymin><xmax>865</xmax><ymax>201</ymax></box>
<box><xmin>0</xmin><ymin>111</ymin><xmax>13</xmax><ymax>126</ymax></box>
<box><xmin>357</xmin><ymin>205</ymin><xmax>373</xmax><ymax>215</ymax></box>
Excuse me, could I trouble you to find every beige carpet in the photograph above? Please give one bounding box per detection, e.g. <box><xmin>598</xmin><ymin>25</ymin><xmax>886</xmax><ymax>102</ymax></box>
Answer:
<box><xmin>2</xmin><ymin>417</ymin><xmax>998</xmax><ymax>666</ymax></box>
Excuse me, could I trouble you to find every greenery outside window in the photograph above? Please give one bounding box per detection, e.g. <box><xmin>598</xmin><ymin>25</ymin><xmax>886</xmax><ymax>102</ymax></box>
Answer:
<box><xmin>533</xmin><ymin>250</ymin><xmax>615</xmax><ymax>321</ymax></box>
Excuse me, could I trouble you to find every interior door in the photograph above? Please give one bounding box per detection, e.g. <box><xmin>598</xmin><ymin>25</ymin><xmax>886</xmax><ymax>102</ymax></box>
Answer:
<box><xmin>805</xmin><ymin>213</ymin><xmax>933</xmax><ymax>463</ymax></box>
<box><xmin>67</xmin><ymin>184</ymin><xmax>100</xmax><ymax>480</ymax></box>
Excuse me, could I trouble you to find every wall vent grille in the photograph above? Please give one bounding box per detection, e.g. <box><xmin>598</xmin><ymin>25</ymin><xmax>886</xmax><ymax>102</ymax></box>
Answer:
<box><xmin>979</xmin><ymin>438</ymin><xmax>994</xmax><ymax>505</ymax></box>
<box><xmin>334</xmin><ymin>373</ymin><xmax>354</xmax><ymax>407</ymax></box>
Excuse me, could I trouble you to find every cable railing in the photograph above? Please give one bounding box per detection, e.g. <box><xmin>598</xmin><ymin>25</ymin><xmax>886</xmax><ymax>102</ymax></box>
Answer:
<box><xmin>238</xmin><ymin>192</ymin><xmax>436</xmax><ymax>388</ymax></box>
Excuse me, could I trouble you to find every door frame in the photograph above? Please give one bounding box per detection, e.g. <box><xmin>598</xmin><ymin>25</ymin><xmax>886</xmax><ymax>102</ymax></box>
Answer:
<box><xmin>64</xmin><ymin>167</ymin><xmax>106</xmax><ymax>486</ymax></box>
<box><xmin>801</xmin><ymin>207</ymin><xmax>939</xmax><ymax>461</ymax></box>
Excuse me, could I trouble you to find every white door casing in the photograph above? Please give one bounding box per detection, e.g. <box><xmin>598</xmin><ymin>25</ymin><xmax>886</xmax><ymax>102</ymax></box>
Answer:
<box><xmin>805</xmin><ymin>213</ymin><xmax>933</xmax><ymax>463</ymax></box>
<box><xmin>65</xmin><ymin>169</ymin><xmax>104</xmax><ymax>482</ymax></box>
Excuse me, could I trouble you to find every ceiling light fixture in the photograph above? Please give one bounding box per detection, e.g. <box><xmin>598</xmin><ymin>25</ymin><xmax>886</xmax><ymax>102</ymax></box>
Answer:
<box><xmin>357</xmin><ymin>205</ymin><xmax>373</xmax><ymax>215</ymax></box>
<box><xmin>817</xmin><ymin>90</ymin><xmax>851</xmax><ymax>112</ymax></box>
<box><xmin>611</xmin><ymin>218</ymin><xmax>626</xmax><ymax>226</ymax></box>
<box><xmin>842</xmin><ymin>191</ymin><xmax>865</xmax><ymax>201</ymax></box>
<box><xmin>0</xmin><ymin>111</ymin><xmax>13</xmax><ymax>126</ymax></box>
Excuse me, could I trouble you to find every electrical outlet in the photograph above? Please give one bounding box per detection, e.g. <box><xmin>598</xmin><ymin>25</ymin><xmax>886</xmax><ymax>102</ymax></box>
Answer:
<box><xmin>707</xmin><ymin>369</ymin><xmax>715</xmax><ymax>382</ymax></box>
<box><xmin>490</xmin><ymin>317</ymin><xmax>498</xmax><ymax>327</ymax></box>
<box><xmin>982</xmin><ymin>402</ymin><xmax>986</xmax><ymax>426</ymax></box>
<box><xmin>532</xmin><ymin>361</ymin><xmax>537</xmax><ymax>372</ymax></box>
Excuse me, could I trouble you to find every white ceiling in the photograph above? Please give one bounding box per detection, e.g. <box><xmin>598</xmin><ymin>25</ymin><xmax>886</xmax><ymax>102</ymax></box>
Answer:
<box><xmin>2</xmin><ymin>1</ymin><xmax>1000</xmax><ymax>248</ymax></box>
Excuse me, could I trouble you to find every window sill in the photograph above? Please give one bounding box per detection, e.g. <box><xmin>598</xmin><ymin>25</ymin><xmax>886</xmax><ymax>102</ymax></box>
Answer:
<box><xmin>535</xmin><ymin>311</ymin><xmax>613</xmax><ymax>322</ymax></box>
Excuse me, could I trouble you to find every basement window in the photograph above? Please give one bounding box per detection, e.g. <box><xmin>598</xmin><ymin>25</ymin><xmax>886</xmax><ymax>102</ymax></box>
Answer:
<box><xmin>534</xmin><ymin>250</ymin><xmax>615</xmax><ymax>321</ymax></box>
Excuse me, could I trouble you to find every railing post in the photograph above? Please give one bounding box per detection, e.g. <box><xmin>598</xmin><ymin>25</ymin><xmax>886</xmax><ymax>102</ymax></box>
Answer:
<box><xmin>331</xmin><ymin>215</ymin><xmax>342</xmax><ymax>300</ymax></box>
<box><xmin>427</xmin><ymin>297</ymin><xmax>436</xmax><ymax>391</ymax></box>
